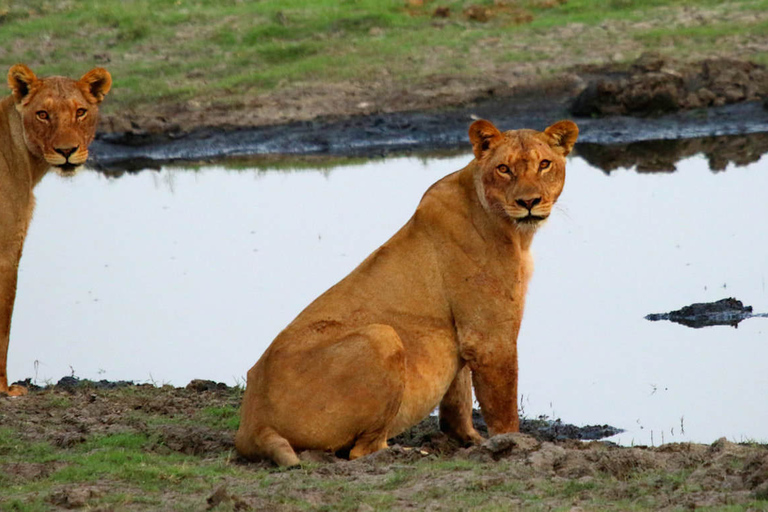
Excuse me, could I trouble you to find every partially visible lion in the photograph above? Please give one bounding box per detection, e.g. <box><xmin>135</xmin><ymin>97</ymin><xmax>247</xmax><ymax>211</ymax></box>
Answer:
<box><xmin>0</xmin><ymin>64</ymin><xmax>112</xmax><ymax>396</ymax></box>
<box><xmin>236</xmin><ymin>118</ymin><xmax>579</xmax><ymax>466</ymax></box>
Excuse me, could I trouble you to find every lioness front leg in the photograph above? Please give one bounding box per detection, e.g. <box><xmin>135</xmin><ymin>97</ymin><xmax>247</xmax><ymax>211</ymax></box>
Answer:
<box><xmin>0</xmin><ymin>253</ymin><xmax>26</xmax><ymax>397</ymax></box>
<box><xmin>439</xmin><ymin>365</ymin><xmax>483</xmax><ymax>444</ymax></box>
<box><xmin>470</xmin><ymin>352</ymin><xmax>519</xmax><ymax>435</ymax></box>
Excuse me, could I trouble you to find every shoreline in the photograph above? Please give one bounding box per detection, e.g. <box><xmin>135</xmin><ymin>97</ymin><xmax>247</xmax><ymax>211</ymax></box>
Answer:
<box><xmin>89</xmin><ymin>57</ymin><xmax>768</xmax><ymax>170</ymax></box>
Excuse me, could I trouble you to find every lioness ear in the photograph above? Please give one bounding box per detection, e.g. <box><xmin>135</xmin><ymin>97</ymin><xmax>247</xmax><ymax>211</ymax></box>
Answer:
<box><xmin>8</xmin><ymin>64</ymin><xmax>38</xmax><ymax>104</ymax></box>
<box><xmin>544</xmin><ymin>120</ymin><xmax>579</xmax><ymax>156</ymax></box>
<box><xmin>78</xmin><ymin>68</ymin><xmax>112</xmax><ymax>103</ymax></box>
<box><xmin>469</xmin><ymin>119</ymin><xmax>503</xmax><ymax>159</ymax></box>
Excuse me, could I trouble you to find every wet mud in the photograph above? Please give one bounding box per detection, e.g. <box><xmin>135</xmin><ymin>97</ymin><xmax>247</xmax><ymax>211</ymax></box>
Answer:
<box><xmin>9</xmin><ymin>377</ymin><xmax>619</xmax><ymax>449</ymax></box>
<box><xmin>646</xmin><ymin>297</ymin><xmax>768</xmax><ymax>329</ymax></box>
<box><xmin>91</xmin><ymin>99</ymin><xmax>768</xmax><ymax>172</ymax></box>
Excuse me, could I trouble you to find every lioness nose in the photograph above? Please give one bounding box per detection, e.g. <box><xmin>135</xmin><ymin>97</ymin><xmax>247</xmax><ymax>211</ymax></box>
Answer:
<box><xmin>54</xmin><ymin>146</ymin><xmax>78</xmax><ymax>158</ymax></box>
<box><xmin>516</xmin><ymin>197</ymin><xmax>541</xmax><ymax>210</ymax></box>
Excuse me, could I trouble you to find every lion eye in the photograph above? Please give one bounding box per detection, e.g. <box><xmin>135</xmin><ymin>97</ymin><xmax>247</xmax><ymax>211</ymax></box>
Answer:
<box><xmin>539</xmin><ymin>160</ymin><xmax>551</xmax><ymax>170</ymax></box>
<box><xmin>496</xmin><ymin>164</ymin><xmax>510</xmax><ymax>174</ymax></box>
<box><xmin>36</xmin><ymin>111</ymin><xmax>49</xmax><ymax>121</ymax></box>
<box><xmin>76</xmin><ymin>108</ymin><xmax>87</xmax><ymax>118</ymax></box>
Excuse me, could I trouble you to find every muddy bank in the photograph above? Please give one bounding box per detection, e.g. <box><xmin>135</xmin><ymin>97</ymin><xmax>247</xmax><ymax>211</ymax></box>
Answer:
<box><xmin>2</xmin><ymin>381</ymin><xmax>768</xmax><ymax>511</ymax></box>
<box><xmin>91</xmin><ymin>98</ymin><xmax>768</xmax><ymax>172</ymax></box>
<box><xmin>89</xmin><ymin>56</ymin><xmax>768</xmax><ymax>171</ymax></box>
<box><xmin>8</xmin><ymin>377</ymin><xmax>619</xmax><ymax>447</ymax></box>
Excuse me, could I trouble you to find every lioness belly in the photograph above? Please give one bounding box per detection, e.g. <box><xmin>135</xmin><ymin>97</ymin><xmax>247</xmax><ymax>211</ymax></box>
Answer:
<box><xmin>387</xmin><ymin>336</ymin><xmax>460</xmax><ymax>438</ymax></box>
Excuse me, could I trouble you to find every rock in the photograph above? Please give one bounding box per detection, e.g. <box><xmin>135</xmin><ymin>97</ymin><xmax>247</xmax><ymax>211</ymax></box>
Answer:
<box><xmin>186</xmin><ymin>379</ymin><xmax>228</xmax><ymax>392</ymax></box>
<box><xmin>464</xmin><ymin>5</ymin><xmax>490</xmax><ymax>22</ymax></box>
<box><xmin>482</xmin><ymin>433</ymin><xmax>541</xmax><ymax>455</ymax></box>
<box><xmin>528</xmin><ymin>442</ymin><xmax>567</xmax><ymax>472</ymax></box>
<box><xmin>433</xmin><ymin>6</ymin><xmax>450</xmax><ymax>18</ymax></box>
<box><xmin>206</xmin><ymin>485</ymin><xmax>252</xmax><ymax>511</ymax></box>
<box><xmin>570</xmin><ymin>55</ymin><xmax>768</xmax><ymax>117</ymax></box>
<box><xmin>48</xmin><ymin>487</ymin><xmax>100</xmax><ymax>509</ymax></box>
<box><xmin>645</xmin><ymin>298</ymin><xmax>759</xmax><ymax>329</ymax></box>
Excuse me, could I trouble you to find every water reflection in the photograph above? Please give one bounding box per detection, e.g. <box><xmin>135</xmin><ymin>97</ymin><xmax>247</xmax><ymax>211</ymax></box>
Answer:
<box><xmin>11</xmin><ymin>142</ymin><xmax>768</xmax><ymax>446</ymax></box>
<box><xmin>577</xmin><ymin>132</ymin><xmax>768</xmax><ymax>173</ymax></box>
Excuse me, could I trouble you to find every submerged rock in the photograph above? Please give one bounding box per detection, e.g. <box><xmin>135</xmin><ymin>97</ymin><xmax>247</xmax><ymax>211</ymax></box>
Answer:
<box><xmin>645</xmin><ymin>297</ymin><xmax>766</xmax><ymax>329</ymax></box>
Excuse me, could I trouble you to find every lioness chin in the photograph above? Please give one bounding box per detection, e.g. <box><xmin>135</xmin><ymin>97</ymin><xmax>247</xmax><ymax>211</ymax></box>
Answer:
<box><xmin>236</xmin><ymin>119</ymin><xmax>578</xmax><ymax>466</ymax></box>
<box><xmin>0</xmin><ymin>64</ymin><xmax>111</xmax><ymax>396</ymax></box>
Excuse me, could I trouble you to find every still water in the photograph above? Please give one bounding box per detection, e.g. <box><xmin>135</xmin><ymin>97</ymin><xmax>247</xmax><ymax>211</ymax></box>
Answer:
<box><xmin>11</xmin><ymin>148</ymin><xmax>768</xmax><ymax>446</ymax></box>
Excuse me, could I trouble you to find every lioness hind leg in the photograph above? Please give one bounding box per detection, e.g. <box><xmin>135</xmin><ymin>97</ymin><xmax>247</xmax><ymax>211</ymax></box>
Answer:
<box><xmin>349</xmin><ymin>431</ymin><xmax>390</xmax><ymax>460</ymax></box>
<box><xmin>342</xmin><ymin>323</ymin><xmax>406</xmax><ymax>460</ymax></box>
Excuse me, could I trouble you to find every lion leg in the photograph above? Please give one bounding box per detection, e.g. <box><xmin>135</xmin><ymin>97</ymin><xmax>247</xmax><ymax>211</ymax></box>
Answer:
<box><xmin>439</xmin><ymin>365</ymin><xmax>483</xmax><ymax>444</ymax></box>
<box><xmin>345</xmin><ymin>324</ymin><xmax>406</xmax><ymax>459</ymax></box>
<box><xmin>470</xmin><ymin>352</ymin><xmax>519</xmax><ymax>435</ymax></box>
<box><xmin>0</xmin><ymin>252</ymin><xmax>27</xmax><ymax>397</ymax></box>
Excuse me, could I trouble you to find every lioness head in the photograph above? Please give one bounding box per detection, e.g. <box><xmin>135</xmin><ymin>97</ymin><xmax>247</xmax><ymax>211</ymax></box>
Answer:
<box><xmin>469</xmin><ymin>119</ymin><xmax>578</xmax><ymax>231</ymax></box>
<box><xmin>7</xmin><ymin>64</ymin><xmax>112</xmax><ymax>173</ymax></box>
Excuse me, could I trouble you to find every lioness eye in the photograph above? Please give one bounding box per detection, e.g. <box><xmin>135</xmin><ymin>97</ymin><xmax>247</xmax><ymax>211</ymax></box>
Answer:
<box><xmin>539</xmin><ymin>160</ymin><xmax>551</xmax><ymax>170</ymax></box>
<box><xmin>36</xmin><ymin>111</ymin><xmax>49</xmax><ymax>120</ymax></box>
<box><xmin>76</xmin><ymin>108</ymin><xmax>87</xmax><ymax>118</ymax></box>
<box><xmin>496</xmin><ymin>164</ymin><xmax>510</xmax><ymax>174</ymax></box>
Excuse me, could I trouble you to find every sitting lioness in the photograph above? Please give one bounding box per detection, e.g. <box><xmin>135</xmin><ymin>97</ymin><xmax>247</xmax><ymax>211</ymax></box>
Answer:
<box><xmin>0</xmin><ymin>64</ymin><xmax>111</xmax><ymax>396</ymax></box>
<box><xmin>236</xmin><ymin>119</ymin><xmax>578</xmax><ymax>466</ymax></box>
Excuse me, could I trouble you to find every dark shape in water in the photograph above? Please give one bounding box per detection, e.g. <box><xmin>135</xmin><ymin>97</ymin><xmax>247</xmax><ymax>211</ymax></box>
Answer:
<box><xmin>645</xmin><ymin>297</ymin><xmax>767</xmax><ymax>329</ymax></box>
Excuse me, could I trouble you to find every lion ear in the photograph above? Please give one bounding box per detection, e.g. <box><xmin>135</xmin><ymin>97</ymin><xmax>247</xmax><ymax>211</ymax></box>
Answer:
<box><xmin>469</xmin><ymin>119</ymin><xmax>503</xmax><ymax>159</ymax></box>
<box><xmin>544</xmin><ymin>120</ymin><xmax>579</xmax><ymax>156</ymax></box>
<box><xmin>8</xmin><ymin>64</ymin><xmax>38</xmax><ymax>104</ymax></box>
<box><xmin>78</xmin><ymin>68</ymin><xmax>112</xmax><ymax>103</ymax></box>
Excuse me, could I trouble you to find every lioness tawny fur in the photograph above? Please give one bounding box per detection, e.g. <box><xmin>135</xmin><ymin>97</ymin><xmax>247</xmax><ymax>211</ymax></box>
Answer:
<box><xmin>236</xmin><ymin>119</ymin><xmax>578</xmax><ymax>466</ymax></box>
<box><xmin>0</xmin><ymin>65</ymin><xmax>111</xmax><ymax>396</ymax></box>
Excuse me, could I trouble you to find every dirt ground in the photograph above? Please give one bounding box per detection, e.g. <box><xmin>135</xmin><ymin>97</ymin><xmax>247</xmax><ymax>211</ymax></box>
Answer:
<box><xmin>2</xmin><ymin>381</ymin><xmax>768</xmax><ymax>511</ymax></box>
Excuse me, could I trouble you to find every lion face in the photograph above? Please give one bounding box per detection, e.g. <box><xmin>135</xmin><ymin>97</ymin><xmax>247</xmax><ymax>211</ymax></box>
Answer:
<box><xmin>469</xmin><ymin>119</ymin><xmax>578</xmax><ymax>231</ymax></box>
<box><xmin>7</xmin><ymin>64</ymin><xmax>112</xmax><ymax>173</ymax></box>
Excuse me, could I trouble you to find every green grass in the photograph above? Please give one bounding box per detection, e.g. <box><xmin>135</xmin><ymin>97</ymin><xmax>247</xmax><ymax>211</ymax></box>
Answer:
<box><xmin>1</xmin><ymin>0</ymin><xmax>766</xmax><ymax>119</ymax></box>
<box><xmin>199</xmin><ymin>405</ymin><xmax>241</xmax><ymax>430</ymax></box>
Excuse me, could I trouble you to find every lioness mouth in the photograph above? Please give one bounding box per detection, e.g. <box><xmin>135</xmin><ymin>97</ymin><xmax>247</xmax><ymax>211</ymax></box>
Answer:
<box><xmin>517</xmin><ymin>214</ymin><xmax>546</xmax><ymax>223</ymax></box>
<box><xmin>56</xmin><ymin>163</ymin><xmax>80</xmax><ymax>173</ymax></box>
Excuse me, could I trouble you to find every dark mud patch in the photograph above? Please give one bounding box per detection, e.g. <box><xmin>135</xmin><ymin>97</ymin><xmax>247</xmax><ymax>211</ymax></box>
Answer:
<box><xmin>646</xmin><ymin>297</ymin><xmax>768</xmax><ymax>328</ymax></box>
<box><xmin>571</xmin><ymin>54</ymin><xmax>768</xmax><ymax>117</ymax></box>
<box><xmin>91</xmin><ymin>98</ymin><xmax>768</xmax><ymax>173</ymax></box>
<box><xmin>390</xmin><ymin>410</ymin><xmax>622</xmax><ymax>458</ymax></box>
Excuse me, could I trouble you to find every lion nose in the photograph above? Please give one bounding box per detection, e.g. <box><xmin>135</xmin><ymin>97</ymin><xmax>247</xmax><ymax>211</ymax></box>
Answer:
<box><xmin>54</xmin><ymin>146</ymin><xmax>78</xmax><ymax>159</ymax></box>
<box><xmin>516</xmin><ymin>197</ymin><xmax>541</xmax><ymax>210</ymax></box>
